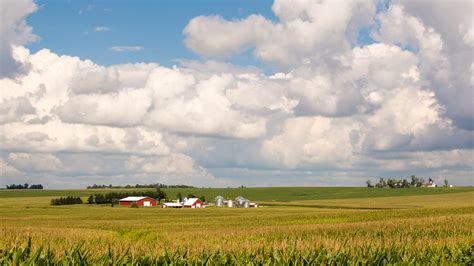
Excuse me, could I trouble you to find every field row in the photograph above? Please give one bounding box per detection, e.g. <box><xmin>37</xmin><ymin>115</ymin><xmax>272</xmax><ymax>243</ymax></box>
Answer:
<box><xmin>1</xmin><ymin>189</ymin><xmax>472</xmax><ymax>264</ymax></box>
<box><xmin>1</xmin><ymin>186</ymin><xmax>473</xmax><ymax>201</ymax></box>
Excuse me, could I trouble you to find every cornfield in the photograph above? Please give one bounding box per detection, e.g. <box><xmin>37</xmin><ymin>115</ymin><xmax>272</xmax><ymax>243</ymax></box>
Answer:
<box><xmin>1</xmin><ymin>189</ymin><xmax>473</xmax><ymax>265</ymax></box>
<box><xmin>1</xmin><ymin>238</ymin><xmax>472</xmax><ymax>265</ymax></box>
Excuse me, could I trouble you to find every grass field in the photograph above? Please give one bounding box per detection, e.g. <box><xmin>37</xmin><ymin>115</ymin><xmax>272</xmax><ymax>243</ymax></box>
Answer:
<box><xmin>1</xmin><ymin>187</ymin><xmax>473</xmax><ymax>264</ymax></box>
<box><xmin>1</xmin><ymin>186</ymin><xmax>472</xmax><ymax>200</ymax></box>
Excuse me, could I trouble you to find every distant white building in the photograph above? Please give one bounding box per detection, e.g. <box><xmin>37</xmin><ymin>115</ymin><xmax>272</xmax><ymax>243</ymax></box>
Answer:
<box><xmin>161</xmin><ymin>202</ymin><xmax>183</xmax><ymax>208</ymax></box>
<box><xmin>427</xmin><ymin>180</ymin><xmax>437</xmax><ymax>187</ymax></box>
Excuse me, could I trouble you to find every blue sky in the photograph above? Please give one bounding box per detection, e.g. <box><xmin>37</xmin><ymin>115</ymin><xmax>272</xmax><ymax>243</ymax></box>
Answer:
<box><xmin>27</xmin><ymin>0</ymin><xmax>276</xmax><ymax>67</ymax></box>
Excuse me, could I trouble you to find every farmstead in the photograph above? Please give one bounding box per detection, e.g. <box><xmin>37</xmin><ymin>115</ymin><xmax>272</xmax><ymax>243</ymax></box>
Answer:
<box><xmin>1</xmin><ymin>187</ymin><xmax>473</xmax><ymax>264</ymax></box>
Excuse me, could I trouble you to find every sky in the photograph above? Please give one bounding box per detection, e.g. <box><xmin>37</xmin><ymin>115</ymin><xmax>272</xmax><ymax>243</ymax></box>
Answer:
<box><xmin>0</xmin><ymin>0</ymin><xmax>473</xmax><ymax>188</ymax></box>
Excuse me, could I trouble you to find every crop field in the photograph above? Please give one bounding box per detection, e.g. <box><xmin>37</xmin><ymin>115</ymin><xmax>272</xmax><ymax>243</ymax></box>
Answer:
<box><xmin>0</xmin><ymin>187</ymin><xmax>473</xmax><ymax>264</ymax></box>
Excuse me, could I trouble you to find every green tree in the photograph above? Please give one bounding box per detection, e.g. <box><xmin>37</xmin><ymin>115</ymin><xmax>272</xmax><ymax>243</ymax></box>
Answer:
<box><xmin>417</xmin><ymin>177</ymin><xmax>425</xmax><ymax>187</ymax></box>
<box><xmin>402</xmin><ymin>179</ymin><xmax>409</xmax><ymax>188</ymax></box>
<box><xmin>155</xmin><ymin>188</ymin><xmax>167</xmax><ymax>201</ymax></box>
<box><xmin>199</xmin><ymin>195</ymin><xmax>206</xmax><ymax>202</ymax></box>
<box><xmin>387</xmin><ymin>178</ymin><xmax>397</xmax><ymax>188</ymax></box>
<box><xmin>376</xmin><ymin>178</ymin><xmax>386</xmax><ymax>188</ymax></box>
<box><xmin>444</xmin><ymin>178</ymin><xmax>449</xmax><ymax>187</ymax></box>
<box><xmin>87</xmin><ymin>195</ymin><xmax>94</xmax><ymax>204</ymax></box>
<box><xmin>366</xmin><ymin>179</ymin><xmax>373</xmax><ymax>188</ymax></box>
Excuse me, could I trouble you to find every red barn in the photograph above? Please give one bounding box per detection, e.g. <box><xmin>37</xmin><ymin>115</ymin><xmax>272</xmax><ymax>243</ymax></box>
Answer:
<box><xmin>119</xmin><ymin>196</ymin><xmax>157</xmax><ymax>207</ymax></box>
<box><xmin>183</xmin><ymin>198</ymin><xmax>204</xmax><ymax>208</ymax></box>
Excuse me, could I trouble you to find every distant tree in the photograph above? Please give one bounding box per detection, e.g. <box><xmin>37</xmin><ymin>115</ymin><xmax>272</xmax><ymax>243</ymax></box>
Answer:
<box><xmin>95</xmin><ymin>194</ymin><xmax>105</xmax><ymax>204</ymax></box>
<box><xmin>376</xmin><ymin>178</ymin><xmax>387</xmax><ymax>188</ymax></box>
<box><xmin>410</xmin><ymin>175</ymin><xmax>418</xmax><ymax>186</ymax></box>
<box><xmin>199</xmin><ymin>195</ymin><xmax>206</xmax><ymax>202</ymax></box>
<box><xmin>366</xmin><ymin>179</ymin><xmax>373</xmax><ymax>188</ymax></box>
<box><xmin>402</xmin><ymin>179</ymin><xmax>409</xmax><ymax>188</ymax></box>
<box><xmin>155</xmin><ymin>188</ymin><xmax>167</xmax><ymax>201</ymax></box>
<box><xmin>444</xmin><ymin>178</ymin><xmax>449</xmax><ymax>187</ymax></box>
<box><xmin>50</xmin><ymin>196</ymin><xmax>82</xmax><ymax>205</ymax></box>
<box><xmin>187</xmin><ymin>194</ymin><xmax>196</xmax><ymax>198</ymax></box>
<box><xmin>387</xmin><ymin>178</ymin><xmax>397</xmax><ymax>188</ymax></box>
<box><xmin>417</xmin><ymin>178</ymin><xmax>425</xmax><ymax>187</ymax></box>
<box><xmin>87</xmin><ymin>195</ymin><xmax>94</xmax><ymax>204</ymax></box>
<box><xmin>6</xmin><ymin>183</ymin><xmax>42</xmax><ymax>189</ymax></box>
<box><xmin>176</xmin><ymin>192</ymin><xmax>183</xmax><ymax>202</ymax></box>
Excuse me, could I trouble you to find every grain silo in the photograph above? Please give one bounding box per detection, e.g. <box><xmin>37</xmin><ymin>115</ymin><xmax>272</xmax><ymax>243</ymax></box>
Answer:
<box><xmin>215</xmin><ymin>196</ymin><xmax>225</xmax><ymax>207</ymax></box>
<box><xmin>235</xmin><ymin>196</ymin><xmax>249</xmax><ymax>208</ymax></box>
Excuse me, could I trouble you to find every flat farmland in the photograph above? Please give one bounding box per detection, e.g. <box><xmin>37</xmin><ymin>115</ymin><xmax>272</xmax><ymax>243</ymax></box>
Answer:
<box><xmin>0</xmin><ymin>187</ymin><xmax>473</xmax><ymax>264</ymax></box>
<box><xmin>0</xmin><ymin>186</ymin><xmax>472</xmax><ymax>200</ymax></box>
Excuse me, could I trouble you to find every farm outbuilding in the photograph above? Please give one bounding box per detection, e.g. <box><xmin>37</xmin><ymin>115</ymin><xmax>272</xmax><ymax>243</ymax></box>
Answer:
<box><xmin>119</xmin><ymin>196</ymin><xmax>157</xmax><ymax>207</ymax></box>
<box><xmin>183</xmin><ymin>198</ymin><xmax>204</xmax><ymax>208</ymax></box>
<box><xmin>161</xmin><ymin>202</ymin><xmax>183</xmax><ymax>208</ymax></box>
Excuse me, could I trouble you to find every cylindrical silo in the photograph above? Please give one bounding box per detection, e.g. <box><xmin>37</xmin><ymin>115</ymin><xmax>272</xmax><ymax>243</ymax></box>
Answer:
<box><xmin>215</xmin><ymin>196</ymin><xmax>224</xmax><ymax>207</ymax></box>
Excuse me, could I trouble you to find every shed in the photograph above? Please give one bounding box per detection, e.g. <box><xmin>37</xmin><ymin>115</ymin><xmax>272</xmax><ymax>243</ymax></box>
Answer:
<box><xmin>161</xmin><ymin>202</ymin><xmax>183</xmax><ymax>208</ymax></box>
<box><xmin>119</xmin><ymin>196</ymin><xmax>157</xmax><ymax>207</ymax></box>
<box><xmin>183</xmin><ymin>198</ymin><xmax>204</xmax><ymax>208</ymax></box>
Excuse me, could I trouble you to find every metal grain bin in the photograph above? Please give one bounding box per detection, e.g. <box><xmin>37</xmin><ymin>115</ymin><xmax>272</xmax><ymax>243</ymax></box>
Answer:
<box><xmin>235</xmin><ymin>196</ymin><xmax>249</xmax><ymax>208</ymax></box>
<box><xmin>215</xmin><ymin>196</ymin><xmax>225</xmax><ymax>207</ymax></box>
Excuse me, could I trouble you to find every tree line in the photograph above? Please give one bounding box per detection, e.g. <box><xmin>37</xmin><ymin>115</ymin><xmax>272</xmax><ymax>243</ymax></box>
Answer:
<box><xmin>51</xmin><ymin>196</ymin><xmax>83</xmax><ymax>205</ymax></box>
<box><xmin>6</xmin><ymin>183</ymin><xmax>43</xmax><ymax>189</ymax></box>
<box><xmin>366</xmin><ymin>175</ymin><xmax>449</xmax><ymax>188</ymax></box>
<box><xmin>86</xmin><ymin>183</ymin><xmax>194</xmax><ymax>189</ymax></box>
<box><xmin>87</xmin><ymin>189</ymin><xmax>167</xmax><ymax>204</ymax></box>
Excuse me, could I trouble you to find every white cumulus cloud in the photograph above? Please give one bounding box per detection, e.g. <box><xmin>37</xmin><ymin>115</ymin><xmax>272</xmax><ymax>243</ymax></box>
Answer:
<box><xmin>1</xmin><ymin>0</ymin><xmax>473</xmax><ymax>187</ymax></box>
<box><xmin>110</xmin><ymin>46</ymin><xmax>144</xmax><ymax>52</ymax></box>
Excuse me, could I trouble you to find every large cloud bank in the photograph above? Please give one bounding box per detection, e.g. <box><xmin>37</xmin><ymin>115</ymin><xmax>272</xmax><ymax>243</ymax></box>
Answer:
<box><xmin>1</xmin><ymin>0</ymin><xmax>473</xmax><ymax>187</ymax></box>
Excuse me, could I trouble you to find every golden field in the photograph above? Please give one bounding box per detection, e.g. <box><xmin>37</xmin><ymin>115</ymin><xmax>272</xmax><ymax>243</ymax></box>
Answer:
<box><xmin>0</xmin><ymin>188</ymin><xmax>473</xmax><ymax>264</ymax></box>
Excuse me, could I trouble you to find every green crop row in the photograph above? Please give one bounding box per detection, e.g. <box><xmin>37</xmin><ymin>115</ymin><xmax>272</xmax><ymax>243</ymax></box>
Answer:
<box><xmin>2</xmin><ymin>187</ymin><xmax>473</xmax><ymax>201</ymax></box>
<box><xmin>1</xmin><ymin>238</ymin><xmax>472</xmax><ymax>265</ymax></box>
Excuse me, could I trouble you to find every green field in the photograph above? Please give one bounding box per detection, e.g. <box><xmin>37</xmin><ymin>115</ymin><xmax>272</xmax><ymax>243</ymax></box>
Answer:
<box><xmin>1</xmin><ymin>187</ymin><xmax>473</xmax><ymax>264</ymax></box>
<box><xmin>1</xmin><ymin>186</ymin><xmax>472</xmax><ymax>201</ymax></box>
